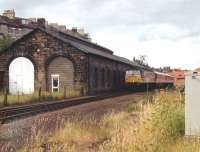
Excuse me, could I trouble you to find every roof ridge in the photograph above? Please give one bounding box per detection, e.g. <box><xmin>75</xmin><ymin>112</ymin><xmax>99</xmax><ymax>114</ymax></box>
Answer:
<box><xmin>57</xmin><ymin>30</ymin><xmax>114</xmax><ymax>54</ymax></box>
<box><xmin>0</xmin><ymin>27</ymin><xmax>147</xmax><ymax>69</ymax></box>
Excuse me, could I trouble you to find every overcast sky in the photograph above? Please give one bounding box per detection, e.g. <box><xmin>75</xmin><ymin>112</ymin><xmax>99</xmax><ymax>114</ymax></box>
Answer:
<box><xmin>1</xmin><ymin>0</ymin><xmax>200</xmax><ymax>69</ymax></box>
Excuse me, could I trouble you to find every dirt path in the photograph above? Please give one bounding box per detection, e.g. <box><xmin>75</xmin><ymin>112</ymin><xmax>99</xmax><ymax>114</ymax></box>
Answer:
<box><xmin>0</xmin><ymin>92</ymin><xmax>145</xmax><ymax>151</ymax></box>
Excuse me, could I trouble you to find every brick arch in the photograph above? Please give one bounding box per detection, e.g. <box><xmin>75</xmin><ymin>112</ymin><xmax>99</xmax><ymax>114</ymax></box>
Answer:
<box><xmin>6</xmin><ymin>55</ymin><xmax>37</xmax><ymax>72</ymax></box>
<box><xmin>45</xmin><ymin>53</ymin><xmax>77</xmax><ymax>74</ymax></box>
<box><xmin>5</xmin><ymin>55</ymin><xmax>38</xmax><ymax>91</ymax></box>
<box><xmin>45</xmin><ymin>54</ymin><xmax>76</xmax><ymax>92</ymax></box>
<box><xmin>9</xmin><ymin>57</ymin><xmax>35</xmax><ymax>94</ymax></box>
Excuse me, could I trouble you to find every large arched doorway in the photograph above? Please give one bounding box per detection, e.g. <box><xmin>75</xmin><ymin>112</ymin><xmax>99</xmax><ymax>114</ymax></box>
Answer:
<box><xmin>9</xmin><ymin>57</ymin><xmax>34</xmax><ymax>94</ymax></box>
<box><xmin>47</xmin><ymin>57</ymin><xmax>74</xmax><ymax>92</ymax></box>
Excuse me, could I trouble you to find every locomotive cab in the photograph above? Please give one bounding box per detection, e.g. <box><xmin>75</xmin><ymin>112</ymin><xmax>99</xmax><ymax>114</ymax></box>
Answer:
<box><xmin>125</xmin><ymin>70</ymin><xmax>143</xmax><ymax>83</ymax></box>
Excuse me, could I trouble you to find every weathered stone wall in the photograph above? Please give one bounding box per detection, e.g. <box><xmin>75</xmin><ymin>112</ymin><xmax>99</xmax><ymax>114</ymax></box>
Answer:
<box><xmin>0</xmin><ymin>30</ymin><xmax>88</xmax><ymax>93</ymax></box>
<box><xmin>0</xmin><ymin>28</ymin><xmax>141</xmax><ymax>95</ymax></box>
<box><xmin>47</xmin><ymin>56</ymin><xmax>74</xmax><ymax>92</ymax></box>
<box><xmin>88</xmin><ymin>55</ymin><xmax>134</xmax><ymax>94</ymax></box>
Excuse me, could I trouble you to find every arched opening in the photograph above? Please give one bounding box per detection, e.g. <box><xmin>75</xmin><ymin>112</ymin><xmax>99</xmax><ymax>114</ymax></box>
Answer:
<box><xmin>47</xmin><ymin>57</ymin><xmax>74</xmax><ymax>92</ymax></box>
<box><xmin>9</xmin><ymin>57</ymin><xmax>35</xmax><ymax>94</ymax></box>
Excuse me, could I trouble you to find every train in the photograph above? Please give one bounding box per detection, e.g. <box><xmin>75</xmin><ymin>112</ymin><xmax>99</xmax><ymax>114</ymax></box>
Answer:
<box><xmin>125</xmin><ymin>70</ymin><xmax>174</xmax><ymax>90</ymax></box>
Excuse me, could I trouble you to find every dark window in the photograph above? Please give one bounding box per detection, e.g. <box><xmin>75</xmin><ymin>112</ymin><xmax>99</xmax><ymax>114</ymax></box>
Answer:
<box><xmin>116</xmin><ymin>71</ymin><xmax>120</xmax><ymax>84</ymax></box>
<box><xmin>52</xmin><ymin>75</ymin><xmax>59</xmax><ymax>92</ymax></box>
<box><xmin>107</xmin><ymin>69</ymin><xmax>110</xmax><ymax>87</ymax></box>
<box><xmin>122</xmin><ymin>72</ymin><xmax>125</xmax><ymax>84</ymax></box>
<box><xmin>119</xmin><ymin>71</ymin><xmax>122</xmax><ymax>85</ymax></box>
<box><xmin>113</xmin><ymin>71</ymin><xmax>116</xmax><ymax>87</ymax></box>
<box><xmin>110</xmin><ymin>70</ymin><xmax>113</xmax><ymax>87</ymax></box>
<box><xmin>53</xmin><ymin>78</ymin><xmax>59</xmax><ymax>87</ymax></box>
<box><xmin>94</xmin><ymin>68</ymin><xmax>98</xmax><ymax>88</ymax></box>
<box><xmin>102</xmin><ymin>68</ymin><xmax>105</xmax><ymax>87</ymax></box>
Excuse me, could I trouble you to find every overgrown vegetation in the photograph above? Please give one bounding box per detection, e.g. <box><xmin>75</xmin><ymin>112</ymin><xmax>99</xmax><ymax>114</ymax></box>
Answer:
<box><xmin>0</xmin><ymin>34</ymin><xmax>13</xmax><ymax>52</ymax></box>
<box><xmin>7</xmin><ymin>91</ymin><xmax>200</xmax><ymax>151</ymax></box>
<box><xmin>0</xmin><ymin>89</ymin><xmax>81</xmax><ymax>107</ymax></box>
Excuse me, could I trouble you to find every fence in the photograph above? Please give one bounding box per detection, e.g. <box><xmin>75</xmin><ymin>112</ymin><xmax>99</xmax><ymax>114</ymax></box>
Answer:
<box><xmin>0</xmin><ymin>86</ymin><xmax>83</xmax><ymax>108</ymax></box>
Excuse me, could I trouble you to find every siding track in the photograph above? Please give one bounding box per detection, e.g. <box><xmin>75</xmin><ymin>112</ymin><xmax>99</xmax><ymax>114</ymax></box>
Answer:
<box><xmin>0</xmin><ymin>91</ymin><xmax>144</xmax><ymax>124</ymax></box>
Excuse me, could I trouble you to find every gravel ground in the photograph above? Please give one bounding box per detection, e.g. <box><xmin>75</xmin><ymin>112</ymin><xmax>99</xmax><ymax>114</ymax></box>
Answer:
<box><xmin>0</xmin><ymin>92</ymin><xmax>144</xmax><ymax>151</ymax></box>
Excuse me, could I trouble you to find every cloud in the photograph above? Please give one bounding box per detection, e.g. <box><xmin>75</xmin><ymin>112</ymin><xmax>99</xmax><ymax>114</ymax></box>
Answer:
<box><xmin>0</xmin><ymin>0</ymin><xmax>200</xmax><ymax>69</ymax></box>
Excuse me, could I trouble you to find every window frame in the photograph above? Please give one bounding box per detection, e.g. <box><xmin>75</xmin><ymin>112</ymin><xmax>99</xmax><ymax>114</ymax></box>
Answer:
<box><xmin>51</xmin><ymin>74</ymin><xmax>60</xmax><ymax>92</ymax></box>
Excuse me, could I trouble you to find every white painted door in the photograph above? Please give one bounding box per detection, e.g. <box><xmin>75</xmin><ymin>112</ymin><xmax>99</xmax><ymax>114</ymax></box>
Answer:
<box><xmin>51</xmin><ymin>74</ymin><xmax>60</xmax><ymax>92</ymax></box>
<box><xmin>9</xmin><ymin>57</ymin><xmax>34</xmax><ymax>94</ymax></box>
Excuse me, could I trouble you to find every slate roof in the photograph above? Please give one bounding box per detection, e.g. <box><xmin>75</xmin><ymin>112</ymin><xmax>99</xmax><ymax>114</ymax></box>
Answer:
<box><xmin>0</xmin><ymin>15</ymin><xmax>36</xmax><ymax>29</ymax></box>
<box><xmin>40</xmin><ymin>28</ymin><xmax>145</xmax><ymax>68</ymax></box>
<box><xmin>1</xmin><ymin>27</ymin><xmax>147</xmax><ymax>69</ymax></box>
<box><xmin>58</xmin><ymin>31</ymin><xmax>113</xmax><ymax>55</ymax></box>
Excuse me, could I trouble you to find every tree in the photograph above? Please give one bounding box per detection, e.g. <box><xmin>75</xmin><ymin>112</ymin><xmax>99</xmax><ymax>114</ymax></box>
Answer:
<box><xmin>139</xmin><ymin>55</ymin><xmax>147</xmax><ymax>64</ymax></box>
<box><xmin>0</xmin><ymin>34</ymin><xmax>13</xmax><ymax>52</ymax></box>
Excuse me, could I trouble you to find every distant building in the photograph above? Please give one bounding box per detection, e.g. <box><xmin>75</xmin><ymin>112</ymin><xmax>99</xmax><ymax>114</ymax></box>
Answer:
<box><xmin>3</xmin><ymin>9</ymin><xmax>15</xmax><ymax>19</ymax></box>
<box><xmin>154</xmin><ymin>66</ymin><xmax>172</xmax><ymax>73</ymax></box>
<box><xmin>48</xmin><ymin>23</ymin><xmax>68</xmax><ymax>33</ymax></box>
<box><xmin>195</xmin><ymin>67</ymin><xmax>200</xmax><ymax>72</ymax></box>
<box><xmin>0</xmin><ymin>10</ymin><xmax>37</xmax><ymax>39</ymax></box>
<box><xmin>0</xmin><ymin>9</ymin><xmax>92</xmax><ymax>42</ymax></box>
<box><xmin>71</xmin><ymin>27</ymin><xmax>91</xmax><ymax>41</ymax></box>
<box><xmin>155</xmin><ymin>67</ymin><xmax>189</xmax><ymax>87</ymax></box>
<box><xmin>48</xmin><ymin>24</ymin><xmax>91</xmax><ymax>41</ymax></box>
<box><xmin>167</xmin><ymin>69</ymin><xmax>188</xmax><ymax>87</ymax></box>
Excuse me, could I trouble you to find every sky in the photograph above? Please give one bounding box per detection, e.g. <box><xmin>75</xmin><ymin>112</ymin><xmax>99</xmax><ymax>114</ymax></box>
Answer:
<box><xmin>1</xmin><ymin>0</ymin><xmax>200</xmax><ymax>70</ymax></box>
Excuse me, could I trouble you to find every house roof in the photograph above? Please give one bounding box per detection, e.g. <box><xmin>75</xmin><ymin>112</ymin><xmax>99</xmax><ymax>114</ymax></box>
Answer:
<box><xmin>1</xmin><ymin>27</ymin><xmax>147</xmax><ymax>69</ymax></box>
<box><xmin>57</xmin><ymin>30</ymin><xmax>113</xmax><ymax>55</ymax></box>
<box><xmin>41</xmin><ymin>28</ymin><xmax>145</xmax><ymax>68</ymax></box>
<box><xmin>0</xmin><ymin>15</ymin><xmax>36</xmax><ymax>29</ymax></box>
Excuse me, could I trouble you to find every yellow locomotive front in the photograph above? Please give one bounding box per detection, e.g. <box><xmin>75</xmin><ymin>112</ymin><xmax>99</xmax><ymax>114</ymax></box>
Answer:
<box><xmin>125</xmin><ymin>70</ymin><xmax>144</xmax><ymax>83</ymax></box>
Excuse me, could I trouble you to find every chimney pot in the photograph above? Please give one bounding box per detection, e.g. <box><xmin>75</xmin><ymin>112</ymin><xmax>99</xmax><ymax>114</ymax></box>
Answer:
<box><xmin>37</xmin><ymin>18</ymin><xmax>46</xmax><ymax>29</ymax></box>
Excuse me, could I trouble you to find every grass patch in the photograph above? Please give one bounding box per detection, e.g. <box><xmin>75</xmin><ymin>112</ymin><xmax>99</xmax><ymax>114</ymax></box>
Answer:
<box><xmin>0</xmin><ymin>89</ymin><xmax>81</xmax><ymax>107</ymax></box>
<box><xmin>15</xmin><ymin>90</ymin><xmax>200</xmax><ymax>152</ymax></box>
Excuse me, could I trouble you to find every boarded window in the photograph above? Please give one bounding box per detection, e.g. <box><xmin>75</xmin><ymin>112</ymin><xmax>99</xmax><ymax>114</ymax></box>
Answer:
<box><xmin>47</xmin><ymin>57</ymin><xmax>74</xmax><ymax>92</ymax></box>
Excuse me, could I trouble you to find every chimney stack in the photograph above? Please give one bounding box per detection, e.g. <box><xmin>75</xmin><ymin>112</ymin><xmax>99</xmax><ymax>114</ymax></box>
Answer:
<box><xmin>37</xmin><ymin>18</ymin><xmax>46</xmax><ymax>29</ymax></box>
<box><xmin>72</xmin><ymin>27</ymin><xmax>78</xmax><ymax>33</ymax></box>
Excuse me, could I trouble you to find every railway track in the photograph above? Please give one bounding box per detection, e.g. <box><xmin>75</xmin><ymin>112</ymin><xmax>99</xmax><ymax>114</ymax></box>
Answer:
<box><xmin>0</xmin><ymin>91</ymin><xmax>140</xmax><ymax>124</ymax></box>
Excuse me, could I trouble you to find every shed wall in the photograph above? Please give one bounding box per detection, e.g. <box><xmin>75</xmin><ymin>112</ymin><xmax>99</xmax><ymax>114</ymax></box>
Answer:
<box><xmin>47</xmin><ymin>57</ymin><xmax>74</xmax><ymax>92</ymax></box>
<box><xmin>0</xmin><ymin>30</ymin><xmax>88</xmax><ymax>94</ymax></box>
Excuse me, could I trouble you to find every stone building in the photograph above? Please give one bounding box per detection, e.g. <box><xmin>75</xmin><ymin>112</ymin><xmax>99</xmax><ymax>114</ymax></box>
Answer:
<box><xmin>0</xmin><ymin>13</ymin><xmax>35</xmax><ymax>40</ymax></box>
<box><xmin>0</xmin><ymin>10</ymin><xmax>90</xmax><ymax>42</ymax></box>
<box><xmin>2</xmin><ymin>9</ymin><xmax>15</xmax><ymax>19</ymax></box>
<box><xmin>0</xmin><ymin>27</ymin><xmax>143</xmax><ymax>95</ymax></box>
